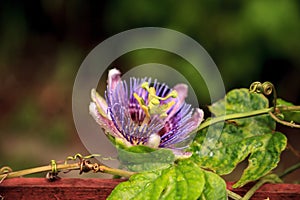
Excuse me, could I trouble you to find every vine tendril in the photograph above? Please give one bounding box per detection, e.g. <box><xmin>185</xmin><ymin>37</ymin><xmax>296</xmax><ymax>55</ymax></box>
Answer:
<box><xmin>50</xmin><ymin>160</ymin><xmax>57</xmax><ymax>173</ymax></box>
<box><xmin>59</xmin><ymin>153</ymin><xmax>100</xmax><ymax>175</ymax></box>
<box><xmin>249</xmin><ymin>81</ymin><xmax>277</xmax><ymax>108</ymax></box>
<box><xmin>46</xmin><ymin>160</ymin><xmax>60</xmax><ymax>181</ymax></box>
<box><xmin>65</xmin><ymin>153</ymin><xmax>101</xmax><ymax>164</ymax></box>
<box><xmin>268</xmin><ymin>111</ymin><xmax>300</xmax><ymax>128</ymax></box>
<box><xmin>0</xmin><ymin>166</ymin><xmax>13</xmax><ymax>184</ymax></box>
<box><xmin>249</xmin><ymin>81</ymin><xmax>300</xmax><ymax>128</ymax></box>
<box><xmin>0</xmin><ymin>166</ymin><xmax>13</xmax><ymax>175</ymax></box>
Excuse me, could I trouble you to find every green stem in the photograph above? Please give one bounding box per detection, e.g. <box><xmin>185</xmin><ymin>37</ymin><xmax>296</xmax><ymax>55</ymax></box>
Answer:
<box><xmin>0</xmin><ymin>163</ymin><xmax>79</xmax><ymax>180</ymax></box>
<box><xmin>279</xmin><ymin>162</ymin><xmax>300</xmax><ymax>179</ymax></box>
<box><xmin>197</xmin><ymin>107</ymin><xmax>273</xmax><ymax>131</ymax></box>
<box><xmin>269</xmin><ymin>111</ymin><xmax>300</xmax><ymax>128</ymax></box>
<box><xmin>0</xmin><ymin>163</ymin><xmax>134</xmax><ymax>180</ymax></box>
<box><xmin>100</xmin><ymin>165</ymin><xmax>135</xmax><ymax>178</ymax></box>
<box><xmin>241</xmin><ymin>174</ymin><xmax>281</xmax><ymax>200</ymax></box>
<box><xmin>227</xmin><ymin>189</ymin><xmax>242</xmax><ymax>200</ymax></box>
<box><xmin>197</xmin><ymin>105</ymin><xmax>300</xmax><ymax>132</ymax></box>
<box><xmin>278</xmin><ymin>105</ymin><xmax>300</xmax><ymax>111</ymax></box>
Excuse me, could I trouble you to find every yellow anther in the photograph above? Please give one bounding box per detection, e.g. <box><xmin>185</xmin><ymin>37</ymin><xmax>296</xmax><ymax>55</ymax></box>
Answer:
<box><xmin>133</xmin><ymin>93</ymin><xmax>150</xmax><ymax>117</ymax></box>
<box><xmin>141</xmin><ymin>82</ymin><xmax>150</xmax><ymax>90</ymax></box>
<box><xmin>159</xmin><ymin>90</ymin><xmax>178</xmax><ymax>100</ymax></box>
<box><xmin>134</xmin><ymin>82</ymin><xmax>178</xmax><ymax>120</ymax></box>
<box><xmin>141</xmin><ymin>82</ymin><xmax>178</xmax><ymax>101</ymax></box>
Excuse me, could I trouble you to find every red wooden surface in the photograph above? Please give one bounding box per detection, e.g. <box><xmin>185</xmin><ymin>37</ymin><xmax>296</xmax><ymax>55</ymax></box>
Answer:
<box><xmin>0</xmin><ymin>178</ymin><xmax>124</xmax><ymax>200</ymax></box>
<box><xmin>0</xmin><ymin>178</ymin><xmax>300</xmax><ymax>200</ymax></box>
<box><xmin>227</xmin><ymin>182</ymin><xmax>300</xmax><ymax>200</ymax></box>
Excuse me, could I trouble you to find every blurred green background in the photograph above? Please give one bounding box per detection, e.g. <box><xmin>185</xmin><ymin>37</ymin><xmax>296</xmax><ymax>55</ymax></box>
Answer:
<box><xmin>0</xmin><ymin>1</ymin><xmax>299</xmax><ymax>181</ymax></box>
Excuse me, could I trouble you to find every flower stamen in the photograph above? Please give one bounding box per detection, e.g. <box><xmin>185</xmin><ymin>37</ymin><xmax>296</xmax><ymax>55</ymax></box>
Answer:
<box><xmin>133</xmin><ymin>82</ymin><xmax>178</xmax><ymax>122</ymax></box>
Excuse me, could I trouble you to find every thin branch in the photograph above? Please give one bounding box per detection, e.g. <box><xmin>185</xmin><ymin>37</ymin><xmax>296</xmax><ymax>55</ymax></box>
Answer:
<box><xmin>277</xmin><ymin>105</ymin><xmax>300</xmax><ymax>111</ymax></box>
<box><xmin>241</xmin><ymin>174</ymin><xmax>281</xmax><ymax>200</ymax></box>
<box><xmin>269</xmin><ymin>111</ymin><xmax>300</xmax><ymax>128</ymax></box>
<box><xmin>100</xmin><ymin>165</ymin><xmax>135</xmax><ymax>178</ymax></box>
<box><xmin>0</xmin><ymin>161</ymin><xmax>134</xmax><ymax>180</ymax></box>
<box><xmin>0</xmin><ymin>163</ymin><xmax>79</xmax><ymax>180</ymax></box>
<box><xmin>287</xmin><ymin>143</ymin><xmax>300</xmax><ymax>159</ymax></box>
<box><xmin>279</xmin><ymin>162</ymin><xmax>300</xmax><ymax>179</ymax></box>
<box><xmin>197</xmin><ymin>105</ymin><xmax>300</xmax><ymax>132</ymax></box>
<box><xmin>227</xmin><ymin>189</ymin><xmax>242</xmax><ymax>200</ymax></box>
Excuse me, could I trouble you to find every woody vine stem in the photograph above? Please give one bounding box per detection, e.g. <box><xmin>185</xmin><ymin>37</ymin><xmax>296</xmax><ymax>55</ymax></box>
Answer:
<box><xmin>1</xmin><ymin>82</ymin><xmax>300</xmax><ymax>200</ymax></box>
<box><xmin>1</xmin><ymin>106</ymin><xmax>299</xmax><ymax>180</ymax></box>
<box><xmin>1</xmin><ymin>104</ymin><xmax>300</xmax><ymax>200</ymax></box>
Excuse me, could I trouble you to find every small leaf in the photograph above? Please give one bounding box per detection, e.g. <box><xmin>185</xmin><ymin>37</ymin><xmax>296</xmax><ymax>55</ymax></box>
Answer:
<box><xmin>108</xmin><ymin>159</ymin><xmax>227</xmax><ymax>200</ymax></box>
<box><xmin>190</xmin><ymin>88</ymin><xmax>287</xmax><ymax>187</ymax></box>
<box><xmin>200</xmin><ymin>170</ymin><xmax>227</xmax><ymax>200</ymax></box>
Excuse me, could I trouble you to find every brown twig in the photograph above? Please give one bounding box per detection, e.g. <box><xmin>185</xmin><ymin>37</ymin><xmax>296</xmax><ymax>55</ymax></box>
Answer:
<box><xmin>287</xmin><ymin>143</ymin><xmax>300</xmax><ymax>159</ymax></box>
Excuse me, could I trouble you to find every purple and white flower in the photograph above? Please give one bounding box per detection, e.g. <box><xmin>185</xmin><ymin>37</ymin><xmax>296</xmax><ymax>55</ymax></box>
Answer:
<box><xmin>89</xmin><ymin>68</ymin><xmax>204</xmax><ymax>156</ymax></box>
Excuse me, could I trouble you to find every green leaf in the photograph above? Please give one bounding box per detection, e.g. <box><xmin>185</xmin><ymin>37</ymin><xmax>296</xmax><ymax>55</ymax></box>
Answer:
<box><xmin>233</xmin><ymin>132</ymin><xmax>286</xmax><ymax>187</ymax></box>
<box><xmin>277</xmin><ymin>98</ymin><xmax>300</xmax><ymax>123</ymax></box>
<box><xmin>117</xmin><ymin>144</ymin><xmax>176</xmax><ymax>172</ymax></box>
<box><xmin>190</xmin><ymin>88</ymin><xmax>287</xmax><ymax>187</ymax></box>
<box><xmin>200</xmin><ymin>170</ymin><xmax>227</xmax><ymax>200</ymax></box>
<box><xmin>108</xmin><ymin>159</ymin><xmax>227</xmax><ymax>200</ymax></box>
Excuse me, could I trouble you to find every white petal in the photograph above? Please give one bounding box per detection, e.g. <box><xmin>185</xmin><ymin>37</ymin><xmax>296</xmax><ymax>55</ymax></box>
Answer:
<box><xmin>91</xmin><ymin>89</ymin><xmax>110</xmax><ymax>119</ymax></box>
<box><xmin>173</xmin><ymin>84</ymin><xmax>188</xmax><ymax>100</ymax></box>
<box><xmin>89</xmin><ymin>102</ymin><xmax>101</xmax><ymax>123</ymax></box>
<box><xmin>107</xmin><ymin>68</ymin><xmax>121</xmax><ymax>90</ymax></box>
<box><xmin>189</xmin><ymin>108</ymin><xmax>204</xmax><ymax>131</ymax></box>
<box><xmin>89</xmin><ymin>102</ymin><xmax>123</xmax><ymax>139</ymax></box>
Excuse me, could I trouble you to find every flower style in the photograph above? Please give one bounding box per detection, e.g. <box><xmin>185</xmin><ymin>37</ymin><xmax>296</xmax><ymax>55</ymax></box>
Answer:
<box><xmin>89</xmin><ymin>68</ymin><xmax>204</xmax><ymax>156</ymax></box>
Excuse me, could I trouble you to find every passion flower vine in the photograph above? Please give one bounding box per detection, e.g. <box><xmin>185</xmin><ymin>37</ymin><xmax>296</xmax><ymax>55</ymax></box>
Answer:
<box><xmin>89</xmin><ymin>68</ymin><xmax>204</xmax><ymax>157</ymax></box>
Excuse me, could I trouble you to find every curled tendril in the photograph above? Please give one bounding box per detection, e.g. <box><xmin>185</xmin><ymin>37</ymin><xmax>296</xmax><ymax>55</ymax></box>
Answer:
<box><xmin>249</xmin><ymin>81</ymin><xmax>277</xmax><ymax>108</ymax></box>
<box><xmin>50</xmin><ymin>160</ymin><xmax>57</xmax><ymax>173</ymax></box>
<box><xmin>65</xmin><ymin>153</ymin><xmax>84</xmax><ymax>163</ymax></box>
<box><xmin>250</xmin><ymin>81</ymin><xmax>300</xmax><ymax>129</ymax></box>
<box><xmin>79</xmin><ymin>160</ymin><xmax>105</xmax><ymax>174</ymax></box>
<box><xmin>63</xmin><ymin>153</ymin><xmax>106</xmax><ymax>175</ymax></box>
<box><xmin>65</xmin><ymin>153</ymin><xmax>101</xmax><ymax>164</ymax></box>
<box><xmin>249</xmin><ymin>81</ymin><xmax>273</xmax><ymax>96</ymax></box>
<box><xmin>0</xmin><ymin>166</ymin><xmax>12</xmax><ymax>175</ymax></box>
<box><xmin>63</xmin><ymin>154</ymin><xmax>116</xmax><ymax>175</ymax></box>
<box><xmin>65</xmin><ymin>153</ymin><xmax>115</xmax><ymax>165</ymax></box>
<box><xmin>0</xmin><ymin>166</ymin><xmax>12</xmax><ymax>184</ymax></box>
<box><xmin>46</xmin><ymin>160</ymin><xmax>60</xmax><ymax>181</ymax></box>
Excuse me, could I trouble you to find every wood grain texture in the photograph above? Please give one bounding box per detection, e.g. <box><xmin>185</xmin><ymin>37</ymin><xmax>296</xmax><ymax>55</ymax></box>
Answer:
<box><xmin>227</xmin><ymin>182</ymin><xmax>300</xmax><ymax>200</ymax></box>
<box><xmin>0</xmin><ymin>178</ymin><xmax>124</xmax><ymax>200</ymax></box>
<box><xmin>0</xmin><ymin>178</ymin><xmax>299</xmax><ymax>200</ymax></box>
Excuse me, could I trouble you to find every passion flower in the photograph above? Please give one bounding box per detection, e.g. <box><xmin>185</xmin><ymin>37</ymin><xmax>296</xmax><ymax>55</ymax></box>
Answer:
<box><xmin>89</xmin><ymin>68</ymin><xmax>203</xmax><ymax>156</ymax></box>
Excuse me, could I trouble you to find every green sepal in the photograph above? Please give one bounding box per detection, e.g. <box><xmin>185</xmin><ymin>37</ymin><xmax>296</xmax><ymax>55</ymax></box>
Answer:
<box><xmin>115</xmin><ymin>139</ymin><xmax>175</xmax><ymax>172</ymax></box>
<box><xmin>104</xmin><ymin>133</ymin><xmax>176</xmax><ymax>172</ymax></box>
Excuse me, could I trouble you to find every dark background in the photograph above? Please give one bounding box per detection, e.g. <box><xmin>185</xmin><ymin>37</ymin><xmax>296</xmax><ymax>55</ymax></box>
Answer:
<box><xmin>0</xmin><ymin>1</ymin><xmax>299</xmax><ymax>181</ymax></box>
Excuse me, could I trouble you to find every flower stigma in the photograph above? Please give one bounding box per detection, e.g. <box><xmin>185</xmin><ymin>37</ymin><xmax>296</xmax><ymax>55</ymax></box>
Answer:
<box><xmin>133</xmin><ymin>82</ymin><xmax>178</xmax><ymax>125</ymax></box>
